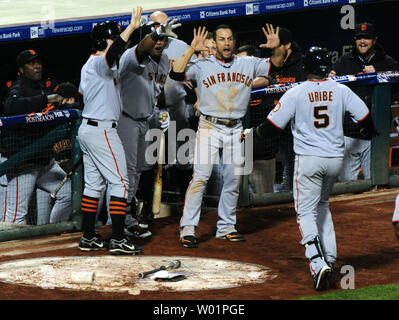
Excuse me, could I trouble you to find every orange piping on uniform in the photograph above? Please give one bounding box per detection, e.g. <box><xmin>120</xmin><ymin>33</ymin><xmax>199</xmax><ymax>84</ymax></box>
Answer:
<box><xmin>356</xmin><ymin>111</ymin><xmax>370</xmax><ymax>124</ymax></box>
<box><xmin>104</xmin><ymin>129</ymin><xmax>127</xmax><ymax>198</ymax></box>
<box><xmin>267</xmin><ymin>118</ymin><xmax>283</xmax><ymax>130</ymax></box>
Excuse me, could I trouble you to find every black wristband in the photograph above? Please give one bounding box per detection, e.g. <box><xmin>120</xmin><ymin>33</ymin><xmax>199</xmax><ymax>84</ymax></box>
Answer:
<box><xmin>150</xmin><ymin>31</ymin><xmax>164</xmax><ymax>42</ymax></box>
<box><xmin>106</xmin><ymin>36</ymin><xmax>126</xmax><ymax>67</ymax></box>
<box><xmin>169</xmin><ymin>69</ymin><xmax>186</xmax><ymax>81</ymax></box>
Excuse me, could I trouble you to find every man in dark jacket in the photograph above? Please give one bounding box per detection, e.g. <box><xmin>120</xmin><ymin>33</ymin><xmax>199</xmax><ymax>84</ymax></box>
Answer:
<box><xmin>249</xmin><ymin>27</ymin><xmax>304</xmax><ymax>193</ymax></box>
<box><xmin>329</xmin><ymin>22</ymin><xmax>398</xmax><ymax>182</ymax></box>
<box><xmin>1</xmin><ymin>49</ymin><xmax>71</xmax><ymax>224</ymax></box>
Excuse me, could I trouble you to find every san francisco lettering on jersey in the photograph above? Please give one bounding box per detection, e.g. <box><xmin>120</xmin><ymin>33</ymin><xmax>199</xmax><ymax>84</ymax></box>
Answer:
<box><xmin>148</xmin><ymin>72</ymin><xmax>167</xmax><ymax>84</ymax></box>
<box><xmin>308</xmin><ymin>90</ymin><xmax>333</xmax><ymax>103</ymax></box>
<box><xmin>202</xmin><ymin>72</ymin><xmax>253</xmax><ymax>88</ymax></box>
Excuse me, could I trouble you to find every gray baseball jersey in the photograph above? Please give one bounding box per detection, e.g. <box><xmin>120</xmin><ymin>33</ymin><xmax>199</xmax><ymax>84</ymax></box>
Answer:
<box><xmin>185</xmin><ymin>55</ymin><xmax>271</xmax><ymax>119</ymax></box>
<box><xmin>78</xmin><ymin>51</ymin><xmax>128</xmax><ymax>200</ymax></box>
<box><xmin>163</xmin><ymin>38</ymin><xmax>193</xmax><ymax>106</ymax></box>
<box><xmin>267</xmin><ymin>78</ymin><xmax>370</xmax><ymax>279</ymax></box>
<box><xmin>163</xmin><ymin>38</ymin><xmax>191</xmax><ymax>66</ymax></box>
<box><xmin>79</xmin><ymin>54</ymin><xmax>122</xmax><ymax>121</ymax></box>
<box><xmin>119</xmin><ymin>45</ymin><xmax>169</xmax><ymax>119</ymax></box>
<box><xmin>267</xmin><ymin>79</ymin><xmax>370</xmax><ymax>157</ymax></box>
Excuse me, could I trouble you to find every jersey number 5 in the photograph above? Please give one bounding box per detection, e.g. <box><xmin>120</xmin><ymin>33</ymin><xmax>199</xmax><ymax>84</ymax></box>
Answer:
<box><xmin>313</xmin><ymin>105</ymin><xmax>329</xmax><ymax>129</ymax></box>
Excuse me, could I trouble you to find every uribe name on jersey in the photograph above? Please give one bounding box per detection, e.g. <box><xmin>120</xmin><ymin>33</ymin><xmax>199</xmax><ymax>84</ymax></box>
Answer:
<box><xmin>202</xmin><ymin>72</ymin><xmax>253</xmax><ymax>88</ymax></box>
<box><xmin>308</xmin><ymin>90</ymin><xmax>333</xmax><ymax>102</ymax></box>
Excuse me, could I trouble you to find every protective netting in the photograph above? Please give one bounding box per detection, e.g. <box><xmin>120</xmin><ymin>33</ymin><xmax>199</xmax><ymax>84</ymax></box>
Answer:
<box><xmin>0</xmin><ymin>112</ymin><xmax>78</xmax><ymax>226</ymax></box>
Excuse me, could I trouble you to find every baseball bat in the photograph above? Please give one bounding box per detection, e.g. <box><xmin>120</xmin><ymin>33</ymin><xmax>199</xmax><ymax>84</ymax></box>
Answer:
<box><xmin>138</xmin><ymin>260</ymin><xmax>181</xmax><ymax>279</ymax></box>
<box><xmin>152</xmin><ymin>112</ymin><xmax>168</xmax><ymax>215</ymax></box>
<box><xmin>50</xmin><ymin>157</ymin><xmax>83</xmax><ymax>199</ymax></box>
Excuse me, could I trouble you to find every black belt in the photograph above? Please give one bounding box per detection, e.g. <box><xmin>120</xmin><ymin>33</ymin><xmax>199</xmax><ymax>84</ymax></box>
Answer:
<box><xmin>204</xmin><ymin>115</ymin><xmax>240</xmax><ymax>127</ymax></box>
<box><xmin>87</xmin><ymin>119</ymin><xmax>117</xmax><ymax>128</ymax></box>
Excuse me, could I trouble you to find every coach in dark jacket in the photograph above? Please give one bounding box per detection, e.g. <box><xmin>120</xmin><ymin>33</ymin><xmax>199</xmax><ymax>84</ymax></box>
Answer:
<box><xmin>1</xmin><ymin>50</ymin><xmax>63</xmax><ymax>161</ymax></box>
<box><xmin>329</xmin><ymin>22</ymin><xmax>398</xmax><ymax>182</ymax></box>
<box><xmin>0</xmin><ymin>49</ymin><xmax>72</xmax><ymax>225</ymax></box>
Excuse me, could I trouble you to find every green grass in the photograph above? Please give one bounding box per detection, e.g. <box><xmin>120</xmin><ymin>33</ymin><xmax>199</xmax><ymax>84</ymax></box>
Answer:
<box><xmin>299</xmin><ymin>284</ymin><xmax>399</xmax><ymax>300</ymax></box>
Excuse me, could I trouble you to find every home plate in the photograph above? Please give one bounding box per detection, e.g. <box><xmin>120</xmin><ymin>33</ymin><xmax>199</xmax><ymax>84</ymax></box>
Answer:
<box><xmin>0</xmin><ymin>256</ymin><xmax>275</xmax><ymax>295</ymax></box>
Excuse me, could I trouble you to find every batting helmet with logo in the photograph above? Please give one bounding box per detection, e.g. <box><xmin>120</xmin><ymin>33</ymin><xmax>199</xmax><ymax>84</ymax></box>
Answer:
<box><xmin>91</xmin><ymin>21</ymin><xmax>122</xmax><ymax>51</ymax></box>
<box><xmin>139</xmin><ymin>21</ymin><xmax>162</xmax><ymax>40</ymax></box>
<box><xmin>303</xmin><ymin>46</ymin><xmax>331</xmax><ymax>77</ymax></box>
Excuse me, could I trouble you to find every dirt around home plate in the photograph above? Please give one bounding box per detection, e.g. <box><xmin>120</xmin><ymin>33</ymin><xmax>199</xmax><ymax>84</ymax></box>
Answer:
<box><xmin>0</xmin><ymin>188</ymin><xmax>399</xmax><ymax>300</ymax></box>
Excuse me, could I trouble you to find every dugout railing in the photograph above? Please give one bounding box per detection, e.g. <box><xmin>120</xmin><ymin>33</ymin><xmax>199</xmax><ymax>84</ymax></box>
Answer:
<box><xmin>0</xmin><ymin>110</ymin><xmax>83</xmax><ymax>241</ymax></box>
<box><xmin>239</xmin><ymin>71</ymin><xmax>399</xmax><ymax>208</ymax></box>
<box><xmin>0</xmin><ymin>72</ymin><xmax>398</xmax><ymax>242</ymax></box>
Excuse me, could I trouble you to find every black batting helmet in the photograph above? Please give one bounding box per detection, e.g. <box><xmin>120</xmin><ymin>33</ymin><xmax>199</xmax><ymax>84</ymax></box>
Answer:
<box><xmin>91</xmin><ymin>21</ymin><xmax>122</xmax><ymax>51</ymax></box>
<box><xmin>139</xmin><ymin>21</ymin><xmax>162</xmax><ymax>40</ymax></box>
<box><xmin>303</xmin><ymin>46</ymin><xmax>331</xmax><ymax>77</ymax></box>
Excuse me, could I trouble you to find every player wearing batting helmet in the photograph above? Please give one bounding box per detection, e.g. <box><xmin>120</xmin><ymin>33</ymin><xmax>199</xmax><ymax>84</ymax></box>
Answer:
<box><xmin>91</xmin><ymin>21</ymin><xmax>123</xmax><ymax>52</ymax></box>
<box><xmin>116</xmin><ymin>17</ymin><xmax>181</xmax><ymax>238</ymax></box>
<box><xmin>77</xmin><ymin>7</ymin><xmax>144</xmax><ymax>255</ymax></box>
<box><xmin>150</xmin><ymin>11</ymin><xmax>197</xmax><ymax>221</ymax></box>
<box><xmin>249</xmin><ymin>46</ymin><xmax>379</xmax><ymax>290</ymax></box>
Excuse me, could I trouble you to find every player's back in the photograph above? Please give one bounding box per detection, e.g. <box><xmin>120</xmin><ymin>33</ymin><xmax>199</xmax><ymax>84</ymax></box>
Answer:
<box><xmin>269</xmin><ymin>78</ymin><xmax>368</xmax><ymax>157</ymax></box>
<box><xmin>79</xmin><ymin>54</ymin><xmax>122</xmax><ymax>121</ymax></box>
<box><xmin>163</xmin><ymin>38</ymin><xmax>190</xmax><ymax>64</ymax></box>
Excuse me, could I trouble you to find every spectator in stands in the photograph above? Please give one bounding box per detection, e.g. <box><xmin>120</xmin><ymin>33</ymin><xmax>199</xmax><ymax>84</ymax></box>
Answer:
<box><xmin>1</xmin><ymin>49</ymin><xmax>72</xmax><ymax>224</ymax></box>
<box><xmin>329</xmin><ymin>22</ymin><xmax>398</xmax><ymax>182</ymax></box>
<box><xmin>36</xmin><ymin>82</ymin><xmax>82</xmax><ymax>225</ymax></box>
<box><xmin>248</xmin><ymin>27</ymin><xmax>304</xmax><ymax>194</ymax></box>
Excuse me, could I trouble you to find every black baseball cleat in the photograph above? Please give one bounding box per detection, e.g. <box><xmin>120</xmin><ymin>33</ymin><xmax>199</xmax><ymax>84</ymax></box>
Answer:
<box><xmin>78</xmin><ymin>234</ymin><xmax>106</xmax><ymax>251</ymax></box>
<box><xmin>313</xmin><ymin>265</ymin><xmax>332</xmax><ymax>291</ymax></box>
<box><xmin>180</xmin><ymin>235</ymin><xmax>198</xmax><ymax>248</ymax></box>
<box><xmin>109</xmin><ymin>238</ymin><xmax>143</xmax><ymax>255</ymax></box>
<box><xmin>124</xmin><ymin>225</ymin><xmax>152</xmax><ymax>238</ymax></box>
<box><xmin>217</xmin><ymin>232</ymin><xmax>246</xmax><ymax>242</ymax></box>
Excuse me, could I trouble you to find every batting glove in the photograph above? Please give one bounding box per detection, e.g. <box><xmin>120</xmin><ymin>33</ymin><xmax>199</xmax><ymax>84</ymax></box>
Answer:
<box><xmin>158</xmin><ymin>111</ymin><xmax>170</xmax><ymax>132</ymax></box>
<box><xmin>157</xmin><ymin>18</ymin><xmax>182</xmax><ymax>39</ymax></box>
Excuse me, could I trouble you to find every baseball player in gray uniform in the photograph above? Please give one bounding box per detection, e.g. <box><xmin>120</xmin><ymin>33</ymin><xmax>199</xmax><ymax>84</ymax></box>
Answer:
<box><xmin>150</xmin><ymin>11</ymin><xmax>196</xmax><ymax>215</ymax></box>
<box><xmin>250</xmin><ymin>47</ymin><xmax>378</xmax><ymax>290</ymax></box>
<box><xmin>117</xmin><ymin>18</ymin><xmax>180</xmax><ymax>235</ymax></box>
<box><xmin>392</xmin><ymin>118</ymin><xmax>399</xmax><ymax>239</ymax></box>
<box><xmin>77</xmin><ymin>7</ymin><xmax>144</xmax><ymax>255</ymax></box>
<box><xmin>170</xmin><ymin>24</ymin><xmax>279</xmax><ymax>248</ymax></box>
<box><xmin>393</xmin><ymin>194</ymin><xmax>399</xmax><ymax>239</ymax></box>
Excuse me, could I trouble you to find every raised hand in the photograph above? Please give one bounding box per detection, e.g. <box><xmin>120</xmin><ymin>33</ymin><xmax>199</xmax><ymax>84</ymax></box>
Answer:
<box><xmin>120</xmin><ymin>6</ymin><xmax>143</xmax><ymax>42</ymax></box>
<box><xmin>259</xmin><ymin>23</ymin><xmax>280</xmax><ymax>49</ymax></box>
<box><xmin>129</xmin><ymin>6</ymin><xmax>143</xmax><ymax>30</ymax></box>
<box><xmin>158</xmin><ymin>18</ymin><xmax>182</xmax><ymax>39</ymax></box>
<box><xmin>190</xmin><ymin>27</ymin><xmax>208</xmax><ymax>52</ymax></box>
